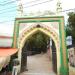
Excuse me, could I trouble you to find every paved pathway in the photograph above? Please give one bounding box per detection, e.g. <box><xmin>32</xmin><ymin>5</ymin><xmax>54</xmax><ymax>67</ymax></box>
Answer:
<box><xmin>69</xmin><ymin>64</ymin><xmax>75</xmax><ymax>75</ymax></box>
<box><xmin>20</xmin><ymin>53</ymin><xmax>56</xmax><ymax>75</ymax></box>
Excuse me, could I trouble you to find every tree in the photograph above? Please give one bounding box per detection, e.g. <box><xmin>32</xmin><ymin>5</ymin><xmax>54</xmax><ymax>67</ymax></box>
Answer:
<box><xmin>65</xmin><ymin>25</ymin><xmax>71</xmax><ymax>37</ymax></box>
<box><xmin>67</xmin><ymin>12</ymin><xmax>75</xmax><ymax>45</ymax></box>
<box><xmin>26</xmin><ymin>32</ymin><xmax>50</xmax><ymax>53</ymax></box>
<box><xmin>33</xmin><ymin>32</ymin><xmax>49</xmax><ymax>53</ymax></box>
<box><xmin>68</xmin><ymin>12</ymin><xmax>75</xmax><ymax>38</ymax></box>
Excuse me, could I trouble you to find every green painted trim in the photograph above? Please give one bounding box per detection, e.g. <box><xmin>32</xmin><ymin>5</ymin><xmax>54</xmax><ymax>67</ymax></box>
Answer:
<box><xmin>63</xmin><ymin>18</ymin><xmax>69</xmax><ymax>74</ymax></box>
<box><xmin>16</xmin><ymin>16</ymin><xmax>64</xmax><ymax>20</ymax></box>
<box><xmin>12</xmin><ymin>20</ymin><xmax>16</xmax><ymax>48</ymax></box>
<box><xmin>63</xmin><ymin>19</ymin><xmax>69</xmax><ymax>64</ymax></box>
<box><xmin>19</xmin><ymin>20</ymin><xmax>59</xmax><ymax>23</ymax></box>
<box><xmin>59</xmin><ymin>18</ymin><xmax>69</xmax><ymax>75</ymax></box>
<box><xmin>15</xmin><ymin>21</ymin><xmax>19</xmax><ymax>48</ymax></box>
<box><xmin>16</xmin><ymin>22</ymin><xmax>20</xmax><ymax>48</ymax></box>
<box><xmin>60</xmin><ymin>67</ymin><xmax>69</xmax><ymax>75</ymax></box>
<box><xmin>59</xmin><ymin>20</ymin><xmax>64</xmax><ymax>74</ymax></box>
<box><xmin>12</xmin><ymin>20</ymin><xmax>19</xmax><ymax>48</ymax></box>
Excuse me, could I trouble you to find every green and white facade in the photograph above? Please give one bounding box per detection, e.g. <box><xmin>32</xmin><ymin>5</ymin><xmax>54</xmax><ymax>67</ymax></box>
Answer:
<box><xmin>12</xmin><ymin>16</ymin><xmax>69</xmax><ymax>75</ymax></box>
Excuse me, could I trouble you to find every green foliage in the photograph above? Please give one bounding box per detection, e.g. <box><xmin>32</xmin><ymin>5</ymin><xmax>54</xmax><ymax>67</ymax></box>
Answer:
<box><xmin>26</xmin><ymin>31</ymin><xmax>49</xmax><ymax>52</ymax></box>
<box><xmin>65</xmin><ymin>25</ymin><xmax>71</xmax><ymax>37</ymax></box>
<box><xmin>68</xmin><ymin>12</ymin><xmax>75</xmax><ymax>38</ymax></box>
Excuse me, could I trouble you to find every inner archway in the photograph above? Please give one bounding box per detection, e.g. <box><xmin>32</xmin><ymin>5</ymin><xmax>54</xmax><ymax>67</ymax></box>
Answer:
<box><xmin>18</xmin><ymin>25</ymin><xmax>60</xmax><ymax>74</ymax></box>
<box><xmin>21</xmin><ymin>30</ymin><xmax>57</xmax><ymax>74</ymax></box>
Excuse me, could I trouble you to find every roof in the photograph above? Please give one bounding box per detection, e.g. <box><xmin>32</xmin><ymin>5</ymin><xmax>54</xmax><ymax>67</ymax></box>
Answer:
<box><xmin>0</xmin><ymin>36</ymin><xmax>12</xmax><ymax>39</ymax></box>
<box><xmin>0</xmin><ymin>48</ymin><xmax>18</xmax><ymax>56</ymax></box>
<box><xmin>0</xmin><ymin>36</ymin><xmax>18</xmax><ymax>56</ymax></box>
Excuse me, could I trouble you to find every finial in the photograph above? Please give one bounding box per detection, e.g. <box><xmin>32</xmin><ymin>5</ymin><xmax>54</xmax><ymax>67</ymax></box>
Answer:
<box><xmin>56</xmin><ymin>0</ymin><xmax>62</xmax><ymax>14</ymax></box>
<box><xmin>17</xmin><ymin>0</ymin><xmax>24</xmax><ymax>16</ymax></box>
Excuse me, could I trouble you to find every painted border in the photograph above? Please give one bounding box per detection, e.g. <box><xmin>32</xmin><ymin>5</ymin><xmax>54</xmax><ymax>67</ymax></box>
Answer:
<box><xmin>12</xmin><ymin>16</ymin><xmax>69</xmax><ymax>75</ymax></box>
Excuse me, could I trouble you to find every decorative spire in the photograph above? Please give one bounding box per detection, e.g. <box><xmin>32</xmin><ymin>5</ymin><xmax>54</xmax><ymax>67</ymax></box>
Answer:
<box><xmin>56</xmin><ymin>0</ymin><xmax>62</xmax><ymax>14</ymax></box>
<box><xmin>17</xmin><ymin>0</ymin><xmax>24</xmax><ymax>16</ymax></box>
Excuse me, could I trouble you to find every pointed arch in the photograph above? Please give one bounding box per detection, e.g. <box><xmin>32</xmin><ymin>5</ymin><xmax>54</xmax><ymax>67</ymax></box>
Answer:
<box><xmin>12</xmin><ymin>16</ymin><xmax>69</xmax><ymax>75</ymax></box>
<box><xmin>18</xmin><ymin>25</ymin><xmax>60</xmax><ymax>74</ymax></box>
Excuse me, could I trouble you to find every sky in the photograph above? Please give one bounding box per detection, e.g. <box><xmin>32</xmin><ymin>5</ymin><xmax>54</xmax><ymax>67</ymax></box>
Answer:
<box><xmin>0</xmin><ymin>0</ymin><xmax>75</xmax><ymax>36</ymax></box>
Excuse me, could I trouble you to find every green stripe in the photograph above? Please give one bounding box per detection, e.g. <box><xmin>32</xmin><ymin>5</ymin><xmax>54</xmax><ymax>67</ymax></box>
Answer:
<box><xmin>16</xmin><ymin>16</ymin><xmax>64</xmax><ymax>19</ymax></box>
<box><xmin>59</xmin><ymin>18</ymin><xmax>69</xmax><ymax>75</ymax></box>
<box><xmin>19</xmin><ymin>20</ymin><xmax>59</xmax><ymax>23</ymax></box>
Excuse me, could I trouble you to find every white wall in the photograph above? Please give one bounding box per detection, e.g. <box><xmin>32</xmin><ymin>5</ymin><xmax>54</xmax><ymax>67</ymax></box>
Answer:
<box><xmin>0</xmin><ymin>38</ymin><xmax>12</xmax><ymax>47</ymax></box>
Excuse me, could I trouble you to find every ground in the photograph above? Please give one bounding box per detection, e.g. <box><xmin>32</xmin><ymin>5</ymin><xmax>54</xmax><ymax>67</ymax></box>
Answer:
<box><xmin>0</xmin><ymin>53</ymin><xmax>75</xmax><ymax>75</ymax></box>
<box><xmin>20</xmin><ymin>53</ymin><xmax>56</xmax><ymax>75</ymax></box>
<box><xmin>69</xmin><ymin>65</ymin><xmax>75</xmax><ymax>75</ymax></box>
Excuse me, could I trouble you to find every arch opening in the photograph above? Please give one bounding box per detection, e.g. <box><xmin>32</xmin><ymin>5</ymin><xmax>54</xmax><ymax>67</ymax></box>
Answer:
<box><xmin>21</xmin><ymin>31</ymin><xmax>57</xmax><ymax>74</ymax></box>
<box><xmin>18</xmin><ymin>25</ymin><xmax>60</xmax><ymax>75</ymax></box>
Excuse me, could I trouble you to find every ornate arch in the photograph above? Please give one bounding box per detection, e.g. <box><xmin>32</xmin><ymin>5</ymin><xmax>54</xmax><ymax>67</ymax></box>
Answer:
<box><xmin>18</xmin><ymin>24</ymin><xmax>60</xmax><ymax>74</ymax></box>
<box><xmin>18</xmin><ymin>24</ymin><xmax>59</xmax><ymax>50</ymax></box>
<box><xmin>12</xmin><ymin>16</ymin><xmax>69</xmax><ymax>75</ymax></box>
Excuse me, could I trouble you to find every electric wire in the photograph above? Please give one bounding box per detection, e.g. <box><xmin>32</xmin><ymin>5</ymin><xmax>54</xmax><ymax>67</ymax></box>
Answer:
<box><xmin>0</xmin><ymin>0</ymin><xmax>42</xmax><ymax>6</ymax></box>
<box><xmin>0</xmin><ymin>0</ymin><xmax>53</xmax><ymax>14</ymax></box>
<box><xmin>0</xmin><ymin>0</ymin><xmax>46</xmax><ymax>11</ymax></box>
<box><xmin>0</xmin><ymin>8</ymin><xmax>75</xmax><ymax>24</ymax></box>
<box><xmin>0</xmin><ymin>0</ymin><xmax>75</xmax><ymax>23</ymax></box>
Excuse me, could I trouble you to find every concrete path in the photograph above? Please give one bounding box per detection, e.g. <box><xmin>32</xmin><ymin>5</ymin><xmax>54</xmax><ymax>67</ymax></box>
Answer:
<box><xmin>69</xmin><ymin>64</ymin><xmax>75</xmax><ymax>75</ymax></box>
<box><xmin>20</xmin><ymin>53</ymin><xmax>56</xmax><ymax>75</ymax></box>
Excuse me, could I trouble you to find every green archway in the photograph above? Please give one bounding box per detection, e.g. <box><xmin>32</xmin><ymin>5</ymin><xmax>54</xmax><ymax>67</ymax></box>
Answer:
<box><xmin>12</xmin><ymin>16</ymin><xmax>69</xmax><ymax>75</ymax></box>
